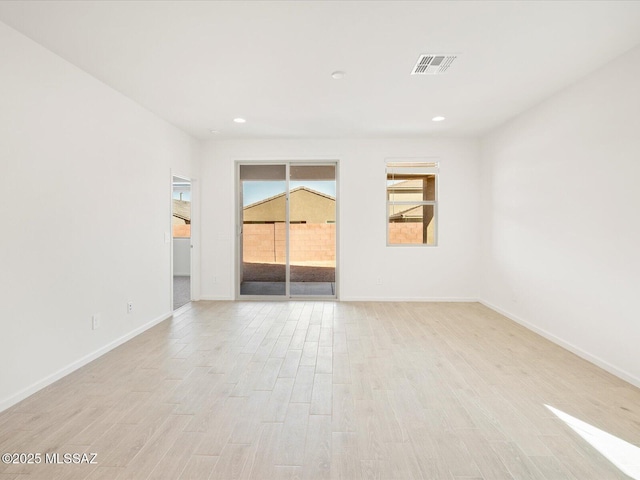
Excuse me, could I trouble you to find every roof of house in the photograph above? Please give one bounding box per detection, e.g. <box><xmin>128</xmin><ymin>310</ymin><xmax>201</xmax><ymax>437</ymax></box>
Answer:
<box><xmin>243</xmin><ymin>186</ymin><xmax>334</xmax><ymax>210</ymax></box>
<box><xmin>389</xmin><ymin>205</ymin><xmax>426</xmax><ymax>220</ymax></box>
<box><xmin>172</xmin><ymin>199</ymin><xmax>191</xmax><ymax>222</ymax></box>
<box><xmin>387</xmin><ymin>179</ymin><xmax>424</xmax><ymax>190</ymax></box>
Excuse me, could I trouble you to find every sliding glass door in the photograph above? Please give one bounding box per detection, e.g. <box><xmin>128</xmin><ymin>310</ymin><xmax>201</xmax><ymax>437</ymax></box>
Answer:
<box><xmin>238</xmin><ymin>162</ymin><xmax>337</xmax><ymax>299</ymax></box>
<box><xmin>289</xmin><ymin>165</ymin><xmax>336</xmax><ymax>296</ymax></box>
<box><xmin>239</xmin><ymin>164</ymin><xmax>287</xmax><ymax>296</ymax></box>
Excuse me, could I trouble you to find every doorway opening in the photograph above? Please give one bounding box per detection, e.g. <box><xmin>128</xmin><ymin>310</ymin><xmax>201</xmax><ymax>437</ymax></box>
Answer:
<box><xmin>238</xmin><ymin>162</ymin><xmax>337</xmax><ymax>299</ymax></box>
<box><xmin>172</xmin><ymin>176</ymin><xmax>191</xmax><ymax>309</ymax></box>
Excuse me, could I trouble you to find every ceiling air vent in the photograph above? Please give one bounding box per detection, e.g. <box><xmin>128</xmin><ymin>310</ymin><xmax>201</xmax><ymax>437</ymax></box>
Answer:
<box><xmin>411</xmin><ymin>54</ymin><xmax>458</xmax><ymax>75</ymax></box>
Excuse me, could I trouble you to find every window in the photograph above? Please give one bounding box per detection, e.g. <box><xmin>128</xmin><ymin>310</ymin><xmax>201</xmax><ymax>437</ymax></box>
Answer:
<box><xmin>386</xmin><ymin>161</ymin><xmax>438</xmax><ymax>246</ymax></box>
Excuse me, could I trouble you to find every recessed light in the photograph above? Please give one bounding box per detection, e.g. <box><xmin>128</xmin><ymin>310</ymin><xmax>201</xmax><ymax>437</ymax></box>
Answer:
<box><xmin>432</xmin><ymin>116</ymin><xmax>446</xmax><ymax>122</ymax></box>
<box><xmin>331</xmin><ymin>71</ymin><xmax>346</xmax><ymax>80</ymax></box>
<box><xmin>209</xmin><ymin>129</ymin><xmax>219</xmax><ymax>134</ymax></box>
<box><xmin>233</xmin><ymin>118</ymin><xmax>246</xmax><ymax>124</ymax></box>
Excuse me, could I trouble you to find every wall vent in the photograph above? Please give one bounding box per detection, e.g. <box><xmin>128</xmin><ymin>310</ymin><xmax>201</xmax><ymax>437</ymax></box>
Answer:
<box><xmin>411</xmin><ymin>54</ymin><xmax>458</xmax><ymax>75</ymax></box>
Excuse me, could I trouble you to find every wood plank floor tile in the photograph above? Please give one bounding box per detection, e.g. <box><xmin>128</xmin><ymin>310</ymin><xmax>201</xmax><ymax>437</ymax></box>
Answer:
<box><xmin>0</xmin><ymin>301</ymin><xmax>638</xmax><ymax>480</ymax></box>
<box><xmin>290</xmin><ymin>365</ymin><xmax>316</xmax><ymax>404</ymax></box>
<box><xmin>310</xmin><ymin>374</ymin><xmax>333</xmax><ymax>415</ymax></box>
<box><xmin>302</xmin><ymin>415</ymin><xmax>331</xmax><ymax>479</ymax></box>
<box><xmin>262</xmin><ymin>377</ymin><xmax>295</xmax><ymax>422</ymax></box>
<box><xmin>146</xmin><ymin>431</ymin><xmax>206</xmax><ymax>480</ymax></box>
<box><xmin>276</xmin><ymin>403</ymin><xmax>310</xmax><ymax>466</ymax></box>
<box><xmin>209</xmin><ymin>443</ymin><xmax>254</xmax><ymax>480</ymax></box>
<box><xmin>177</xmin><ymin>454</ymin><xmax>218</xmax><ymax>480</ymax></box>
<box><xmin>279</xmin><ymin>350</ymin><xmax>302</xmax><ymax>379</ymax></box>
<box><xmin>300</xmin><ymin>341</ymin><xmax>319</xmax><ymax>367</ymax></box>
<box><xmin>316</xmin><ymin>346</ymin><xmax>333</xmax><ymax>374</ymax></box>
<box><xmin>115</xmin><ymin>414</ymin><xmax>192</xmax><ymax>480</ymax></box>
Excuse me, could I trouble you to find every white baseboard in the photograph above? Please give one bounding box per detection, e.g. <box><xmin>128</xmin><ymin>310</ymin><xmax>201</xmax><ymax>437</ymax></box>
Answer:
<box><xmin>340</xmin><ymin>296</ymin><xmax>478</xmax><ymax>302</ymax></box>
<box><xmin>479</xmin><ymin>299</ymin><xmax>640</xmax><ymax>389</ymax></box>
<box><xmin>199</xmin><ymin>295</ymin><xmax>478</xmax><ymax>303</ymax></box>
<box><xmin>195</xmin><ymin>295</ymin><xmax>479</xmax><ymax>303</ymax></box>
<box><xmin>0</xmin><ymin>311</ymin><xmax>173</xmax><ymax>413</ymax></box>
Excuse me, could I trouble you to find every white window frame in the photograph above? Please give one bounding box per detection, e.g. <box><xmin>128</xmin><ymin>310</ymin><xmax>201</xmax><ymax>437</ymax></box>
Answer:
<box><xmin>386</xmin><ymin>159</ymin><xmax>439</xmax><ymax>247</ymax></box>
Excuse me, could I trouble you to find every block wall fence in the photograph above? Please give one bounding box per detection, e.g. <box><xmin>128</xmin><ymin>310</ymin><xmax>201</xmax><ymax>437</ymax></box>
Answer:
<box><xmin>243</xmin><ymin>223</ymin><xmax>335</xmax><ymax>263</ymax></box>
<box><xmin>242</xmin><ymin>223</ymin><xmax>425</xmax><ymax>264</ymax></box>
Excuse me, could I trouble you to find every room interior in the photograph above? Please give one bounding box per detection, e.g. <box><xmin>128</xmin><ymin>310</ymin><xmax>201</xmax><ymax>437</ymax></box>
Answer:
<box><xmin>1</xmin><ymin>1</ymin><xmax>639</xmax><ymax>479</ymax></box>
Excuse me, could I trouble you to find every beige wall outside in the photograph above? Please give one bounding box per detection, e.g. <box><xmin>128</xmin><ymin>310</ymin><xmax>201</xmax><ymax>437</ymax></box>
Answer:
<box><xmin>242</xmin><ymin>186</ymin><xmax>336</xmax><ymax>264</ymax></box>
<box><xmin>243</xmin><ymin>223</ymin><xmax>336</xmax><ymax>264</ymax></box>
<box><xmin>388</xmin><ymin>221</ymin><xmax>434</xmax><ymax>245</ymax></box>
<box><xmin>243</xmin><ymin>188</ymin><xmax>335</xmax><ymax>223</ymax></box>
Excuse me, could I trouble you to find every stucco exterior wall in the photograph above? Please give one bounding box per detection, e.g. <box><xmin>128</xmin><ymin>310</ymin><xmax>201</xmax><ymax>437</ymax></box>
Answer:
<box><xmin>243</xmin><ymin>188</ymin><xmax>335</xmax><ymax>223</ymax></box>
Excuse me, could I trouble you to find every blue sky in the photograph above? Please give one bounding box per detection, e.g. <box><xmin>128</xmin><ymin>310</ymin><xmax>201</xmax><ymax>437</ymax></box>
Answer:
<box><xmin>173</xmin><ymin>181</ymin><xmax>336</xmax><ymax>206</ymax></box>
<box><xmin>243</xmin><ymin>180</ymin><xmax>336</xmax><ymax>206</ymax></box>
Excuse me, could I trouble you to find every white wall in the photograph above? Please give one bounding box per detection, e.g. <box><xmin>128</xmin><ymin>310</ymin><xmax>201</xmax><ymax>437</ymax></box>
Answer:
<box><xmin>480</xmin><ymin>45</ymin><xmax>640</xmax><ymax>386</ymax></box>
<box><xmin>0</xmin><ymin>22</ymin><xmax>200</xmax><ymax>410</ymax></box>
<box><xmin>200</xmin><ymin>138</ymin><xmax>480</xmax><ymax>301</ymax></box>
<box><xmin>173</xmin><ymin>238</ymin><xmax>191</xmax><ymax>276</ymax></box>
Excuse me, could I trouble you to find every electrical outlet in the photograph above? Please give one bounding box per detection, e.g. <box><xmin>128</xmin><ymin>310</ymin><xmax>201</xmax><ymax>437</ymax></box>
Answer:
<box><xmin>92</xmin><ymin>314</ymin><xmax>101</xmax><ymax>330</ymax></box>
<box><xmin>127</xmin><ymin>302</ymin><xmax>133</xmax><ymax>313</ymax></box>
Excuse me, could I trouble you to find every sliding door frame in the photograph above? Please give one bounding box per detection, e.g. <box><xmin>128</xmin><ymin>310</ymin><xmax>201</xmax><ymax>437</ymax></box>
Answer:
<box><xmin>235</xmin><ymin>159</ymin><xmax>339</xmax><ymax>301</ymax></box>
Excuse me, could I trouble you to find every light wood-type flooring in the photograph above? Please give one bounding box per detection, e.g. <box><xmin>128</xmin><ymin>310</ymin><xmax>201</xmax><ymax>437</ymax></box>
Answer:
<box><xmin>1</xmin><ymin>301</ymin><xmax>639</xmax><ymax>479</ymax></box>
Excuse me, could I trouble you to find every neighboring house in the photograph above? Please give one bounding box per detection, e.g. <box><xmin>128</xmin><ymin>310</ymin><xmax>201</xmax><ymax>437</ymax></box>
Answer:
<box><xmin>386</xmin><ymin>177</ymin><xmax>435</xmax><ymax>217</ymax></box>
<box><xmin>389</xmin><ymin>205</ymin><xmax>426</xmax><ymax>222</ymax></box>
<box><xmin>172</xmin><ymin>199</ymin><xmax>191</xmax><ymax>237</ymax></box>
<box><xmin>243</xmin><ymin>186</ymin><xmax>335</xmax><ymax>224</ymax></box>
<box><xmin>387</xmin><ymin>178</ymin><xmax>436</xmax><ymax>244</ymax></box>
<box><xmin>242</xmin><ymin>187</ymin><xmax>336</xmax><ymax>264</ymax></box>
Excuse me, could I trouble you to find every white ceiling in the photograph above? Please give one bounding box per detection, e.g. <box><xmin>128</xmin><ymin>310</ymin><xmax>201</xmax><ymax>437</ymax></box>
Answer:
<box><xmin>2</xmin><ymin>1</ymin><xmax>640</xmax><ymax>140</ymax></box>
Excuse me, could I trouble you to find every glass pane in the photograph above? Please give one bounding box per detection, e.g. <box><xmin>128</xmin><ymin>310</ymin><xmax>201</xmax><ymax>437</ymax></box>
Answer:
<box><xmin>387</xmin><ymin>174</ymin><xmax>436</xmax><ymax>202</ymax></box>
<box><xmin>388</xmin><ymin>203</ymin><xmax>436</xmax><ymax>245</ymax></box>
<box><xmin>240</xmin><ymin>165</ymin><xmax>286</xmax><ymax>296</ymax></box>
<box><xmin>289</xmin><ymin>165</ymin><xmax>336</xmax><ymax>296</ymax></box>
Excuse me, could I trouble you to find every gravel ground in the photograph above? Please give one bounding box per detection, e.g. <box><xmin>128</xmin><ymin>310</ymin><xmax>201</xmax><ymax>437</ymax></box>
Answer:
<box><xmin>243</xmin><ymin>262</ymin><xmax>335</xmax><ymax>282</ymax></box>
